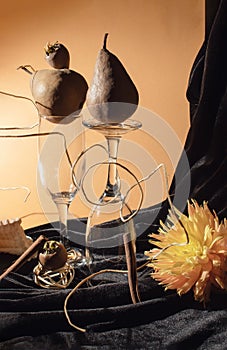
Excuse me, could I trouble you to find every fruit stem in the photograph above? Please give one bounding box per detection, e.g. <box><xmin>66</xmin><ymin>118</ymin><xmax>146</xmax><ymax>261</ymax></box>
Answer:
<box><xmin>103</xmin><ymin>33</ymin><xmax>109</xmax><ymax>50</ymax></box>
<box><xmin>17</xmin><ymin>65</ymin><xmax>36</xmax><ymax>75</ymax></box>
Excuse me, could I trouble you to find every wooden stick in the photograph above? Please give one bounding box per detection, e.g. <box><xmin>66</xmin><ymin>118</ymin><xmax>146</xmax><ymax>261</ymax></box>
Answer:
<box><xmin>123</xmin><ymin>233</ymin><xmax>140</xmax><ymax>304</ymax></box>
<box><xmin>0</xmin><ymin>235</ymin><xmax>47</xmax><ymax>281</ymax></box>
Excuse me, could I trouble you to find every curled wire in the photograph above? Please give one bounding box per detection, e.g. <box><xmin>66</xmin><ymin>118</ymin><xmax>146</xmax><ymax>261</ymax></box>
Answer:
<box><xmin>0</xmin><ymin>90</ymin><xmax>38</xmax><ymax>110</ymax></box>
<box><xmin>0</xmin><ymin>122</ymin><xmax>39</xmax><ymax>131</ymax></box>
<box><xmin>0</xmin><ymin>131</ymin><xmax>73</xmax><ymax>186</ymax></box>
<box><xmin>78</xmin><ymin>160</ymin><xmax>144</xmax><ymax>212</ymax></box>
<box><xmin>0</xmin><ymin>90</ymin><xmax>39</xmax><ymax>130</ymax></box>
<box><xmin>33</xmin><ymin>262</ymin><xmax>75</xmax><ymax>289</ymax></box>
<box><xmin>125</xmin><ymin>162</ymin><xmax>189</xmax><ymax>259</ymax></box>
<box><xmin>0</xmin><ymin>186</ymin><xmax>31</xmax><ymax>202</ymax></box>
<box><xmin>120</xmin><ymin>163</ymin><xmax>167</xmax><ymax>223</ymax></box>
<box><xmin>71</xmin><ymin>143</ymin><xmax>109</xmax><ymax>190</ymax></box>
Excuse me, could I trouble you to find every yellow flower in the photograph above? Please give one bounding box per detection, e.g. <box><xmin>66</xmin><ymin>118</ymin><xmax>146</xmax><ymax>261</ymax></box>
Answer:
<box><xmin>145</xmin><ymin>200</ymin><xmax>227</xmax><ymax>303</ymax></box>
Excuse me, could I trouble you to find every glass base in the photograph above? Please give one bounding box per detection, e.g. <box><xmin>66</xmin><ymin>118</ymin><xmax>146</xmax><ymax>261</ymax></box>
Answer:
<box><xmin>83</xmin><ymin>119</ymin><xmax>142</xmax><ymax>137</ymax></box>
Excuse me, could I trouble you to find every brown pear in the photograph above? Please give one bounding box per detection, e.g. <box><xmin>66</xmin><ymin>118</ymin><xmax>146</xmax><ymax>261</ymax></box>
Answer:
<box><xmin>20</xmin><ymin>42</ymin><xmax>88</xmax><ymax>123</ymax></box>
<box><xmin>86</xmin><ymin>33</ymin><xmax>139</xmax><ymax>123</ymax></box>
<box><xmin>31</xmin><ymin>68</ymin><xmax>88</xmax><ymax>122</ymax></box>
<box><xmin>44</xmin><ymin>41</ymin><xmax>70</xmax><ymax>69</ymax></box>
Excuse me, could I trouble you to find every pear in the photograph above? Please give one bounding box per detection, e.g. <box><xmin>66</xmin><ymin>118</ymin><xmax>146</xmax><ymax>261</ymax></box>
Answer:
<box><xmin>31</xmin><ymin>67</ymin><xmax>88</xmax><ymax>122</ymax></box>
<box><xmin>19</xmin><ymin>42</ymin><xmax>88</xmax><ymax>123</ymax></box>
<box><xmin>86</xmin><ymin>33</ymin><xmax>139</xmax><ymax>123</ymax></box>
<box><xmin>44</xmin><ymin>41</ymin><xmax>70</xmax><ymax>69</ymax></box>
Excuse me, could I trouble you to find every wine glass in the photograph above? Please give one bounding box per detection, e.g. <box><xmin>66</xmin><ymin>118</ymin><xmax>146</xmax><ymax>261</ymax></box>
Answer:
<box><xmin>80</xmin><ymin>119</ymin><xmax>143</xmax><ymax>303</ymax></box>
<box><xmin>82</xmin><ymin>117</ymin><xmax>142</xmax><ymax>265</ymax></box>
<box><xmin>37</xmin><ymin>114</ymin><xmax>86</xmax><ymax>264</ymax></box>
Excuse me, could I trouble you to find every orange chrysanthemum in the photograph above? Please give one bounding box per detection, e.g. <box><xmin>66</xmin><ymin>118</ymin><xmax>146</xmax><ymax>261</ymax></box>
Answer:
<box><xmin>145</xmin><ymin>200</ymin><xmax>227</xmax><ymax>303</ymax></box>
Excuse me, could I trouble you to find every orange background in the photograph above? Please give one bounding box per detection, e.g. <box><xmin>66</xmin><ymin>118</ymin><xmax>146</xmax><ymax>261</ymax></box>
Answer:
<box><xmin>0</xmin><ymin>0</ymin><xmax>204</xmax><ymax>229</ymax></box>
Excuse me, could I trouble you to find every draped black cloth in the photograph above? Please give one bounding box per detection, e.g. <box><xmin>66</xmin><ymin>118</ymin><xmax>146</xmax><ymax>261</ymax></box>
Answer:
<box><xmin>0</xmin><ymin>1</ymin><xmax>227</xmax><ymax>349</ymax></box>
<box><xmin>169</xmin><ymin>0</ymin><xmax>227</xmax><ymax>221</ymax></box>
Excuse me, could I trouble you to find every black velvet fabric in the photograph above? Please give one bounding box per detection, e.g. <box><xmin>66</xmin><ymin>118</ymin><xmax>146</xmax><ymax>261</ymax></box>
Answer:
<box><xmin>1</xmin><ymin>217</ymin><xmax>227</xmax><ymax>350</ymax></box>
<box><xmin>1</xmin><ymin>1</ymin><xmax>227</xmax><ymax>349</ymax></box>
<box><xmin>168</xmin><ymin>0</ymin><xmax>227</xmax><ymax>221</ymax></box>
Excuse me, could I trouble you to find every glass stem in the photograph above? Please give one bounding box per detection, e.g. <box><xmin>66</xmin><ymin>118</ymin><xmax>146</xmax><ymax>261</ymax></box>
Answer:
<box><xmin>104</xmin><ymin>136</ymin><xmax>121</xmax><ymax>198</ymax></box>
<box><xmin>55</xmin><ymin>202</ymin><xmax>70</xmax><ymax>249</ymax></box>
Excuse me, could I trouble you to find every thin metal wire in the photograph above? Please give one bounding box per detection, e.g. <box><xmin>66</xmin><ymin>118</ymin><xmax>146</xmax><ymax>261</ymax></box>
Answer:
<box><xmin>33</xmin><ymin>262</ymin><xmax>75</xmax><ymax>289</ymax></box>
<box><xmin>120</xmin><ymin>162</ymin><xmax>190</xmax><ymax>257</ymax></box>
<box><xmin>0</xmin><ymin>131</ymin><xmax>75</xmax><ymax>189</ymax></box>
<box><xmin>0</xmin><ymin>122</ymin><xmax>39</xmax><ymax>131</ymax></box>
<box><xmin>78</xmin><ymin>159</ymin><xmax>143</xmax><ymax>209</ymax></box>
<box><xmin>0</xmin><ymin>186</ymin><xmax>31</xmax><ymax>202</ymax></box>
<box><xmin>64</xmin><ymin>267</ymin><xmax>128</xmax><ymax>333</ymax></box>
<box><xmin>71</xmin><ymin>143</ymin><xmax>109</xmax><ymax>190</ymax></box>
<box><xmin>0</xmin><ymin>90</ymin><xmax>39</xmax><ymax>113</ymax></box>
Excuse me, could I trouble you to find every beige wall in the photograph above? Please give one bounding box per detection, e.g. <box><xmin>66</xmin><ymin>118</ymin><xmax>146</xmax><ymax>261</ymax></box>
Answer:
<box><xmin>0</xmin><ymin>0</ymin><xmax>204</xmax><ymax>228</ymax></box>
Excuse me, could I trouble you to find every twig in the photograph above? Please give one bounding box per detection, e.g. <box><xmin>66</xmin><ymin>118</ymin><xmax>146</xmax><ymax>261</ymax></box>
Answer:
<box><xmin>123</xmin><ymin>233</ymin><xmax>140</xmax><ymax>304</ymax></box>
<box><xmin>0</xmin><ymin>235</ymin><xmax>47</xmax><ymax>281</ymax></box>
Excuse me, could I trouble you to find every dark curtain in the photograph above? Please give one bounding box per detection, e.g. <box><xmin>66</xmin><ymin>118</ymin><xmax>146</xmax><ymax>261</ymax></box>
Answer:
<box><xmin>0</xmin><ymin>1</ymin><xmax>227</xmax><ymax>349</ymax></box>
<box><xmin>140</xmin><ymin>0</ymin><xmax>227</xmax><ymax>248</ymax></box>
<box><xmin>169</xmin><ymin>0</ymin><xmax>227</xmax><ymax>221</ymax></box>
